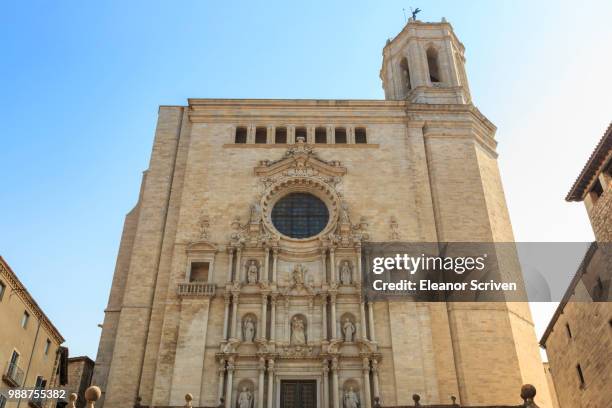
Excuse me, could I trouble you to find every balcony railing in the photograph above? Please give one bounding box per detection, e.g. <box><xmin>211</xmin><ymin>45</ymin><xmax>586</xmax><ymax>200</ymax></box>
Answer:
<box><xmin>177</xmin><ymin>282</ymin><xmax>216</xmax><ymax>297</ymax></box>
<box><xmin>2</xmin><ymin>362</ymin><xmax>24</xmax><ymax>387</ymax></box>
<box><xmin>28</xmin><ymin>396</ymin><xmax>46</xmax><ymax>408</ymax></box>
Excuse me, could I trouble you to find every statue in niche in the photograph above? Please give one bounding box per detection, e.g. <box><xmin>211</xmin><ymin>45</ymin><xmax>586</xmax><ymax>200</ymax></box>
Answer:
<box><xmin>237</xmin><ymin>387</ymin><xmax>253</xmax><ymax>408</ymax></box>
<box><xmin>243</xmin><ymin>316</ymin><xmax>256</xmax><ymax>342</ymax></box>
<box><xmin>339</xmin><ymin>201</ymin><xmax>351</xmax><ymax>224</ymax></box>
<box><xmin>342</xmin><ymin>317</ymin><xmax>356</xmax><ymax>342</ymax></box>
<box><xmin>290</xmin><ymin>316</ymin><xmax>306</xmax><ymax>345</ymax></box>
<box><xmin>343</xmin><ymin>387</ymin><xmax>360</xmax><ymax>408</ymax></box>
<box><xmin>247</xmin><ymin>260</ymin><xmax>258</xmax><ymax>284</ymax></box>
<box><xmin>292</xmin><ymin>264</ymin><xmax>306</xmax><ymax>285</ymax></box>
<box><xmin>249</xmin><ymin>203</ymin><xmax>262</xmax><ymax>224</ymax></box>
<box><xmin>340</xmin><ymin>260</ymin><xmax>352</xmax><ymax>285</ymax></box>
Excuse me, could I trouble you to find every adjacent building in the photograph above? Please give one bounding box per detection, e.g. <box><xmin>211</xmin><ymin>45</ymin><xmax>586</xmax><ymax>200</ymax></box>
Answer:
<box><xmin>0</xmin><ymin>257</ymin><xmax>65</xmax><ymax>408</ymax></box>
<box><xmin>64</xmin><ymin>357</ymin><xmax>94</xmax><ymax>408</ymax></box>
<box><xmin>93</xmin><ymin>19</ymin><xmax>553</xmax><ymax>408</ymax></box>
<box><xmin>540</xmin><ymin>123</ymin><xmax>612</xmax><ymax>407</ymax></box>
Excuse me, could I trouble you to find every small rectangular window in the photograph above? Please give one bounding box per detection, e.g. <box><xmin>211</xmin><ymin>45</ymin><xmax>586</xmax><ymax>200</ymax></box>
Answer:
<box><xmin>295</xmin><ymin>127</ymin><xmax>307</xmax><ymax>141</ymax></box>
<box><xmin>590</xmin><ymin>180</ymin><xmax>603</xmax><ymax>199</ymax></box>
<box><xmin>44</xmin><ymin>339</ymin><xmax>51</xmax><ymax>355</ymax></box>
<box><xmin>34</xmin><ymin>376</ymin><xmax>44</xmax><ymax>388</ymax></box>
<box><xmin>576</xmin><ymin>364</ymin><xmax>585</xmax><ymax>387</ymax></box>
<box><xmin>0</xmin><ymin>393</ymin><xmax>6</xmax><ymax>408</ymax></box>
<box><xmin>315</xmin><ymin>127</ymin><xmax>327</xmax><ymax>144</ymax></box>
<box><xmin>0</xmin><ymin>280</ymin><xmax>5</xmax><ymax>301</ymax></box>
<box><xmin>190</xmin><ymin>262</ymin><xmax>210</xmax><ymax>282</ymax></box>
<box><xmin>21</xmin><ymin>311</ymin><xmax>30</xmax><ymax>328</ymax></box>
<box><xmin>255</xmin><ymin>127</ymin><xmax>267</xmax><ymax>144</ymax></box>
<box><xmin>566</xmin><ymin>323</ymin><xmax>572</xmax><ymax>338</ymax></box>
<box><xmin>275</xmin><ymin>127</ymin><xmax>287</xmax><ymax>144</ymax></box>
<box><xmin>335</xmin><ymin>127</ymin><xmax>347</xmax><ymax>144</ymax></box>
<box><xmin>355</xmin><ymin>127</ymin><xmax>367</xmax><ymax>144</ymax></box>
<box><xmin>235</xmin><ymin>127</ymin><xmax>247</xmax><ymax>144</ymax></box>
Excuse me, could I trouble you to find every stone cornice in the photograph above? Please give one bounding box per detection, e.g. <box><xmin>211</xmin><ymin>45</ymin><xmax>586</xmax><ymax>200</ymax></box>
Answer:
<box><xmin>0</xmin><ymin>256</ymin><xmax>65</xmax><ymax>344</ymax></box>
<box><xmin>187</xmin><ymin>99</ymin><xmax>407</xmax><ymax>123</ymax></box>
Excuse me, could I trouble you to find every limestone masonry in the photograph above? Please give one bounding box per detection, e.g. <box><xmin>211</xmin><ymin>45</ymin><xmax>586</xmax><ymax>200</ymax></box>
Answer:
<box><xmin>93</xmin><ymin>20</ymin><xmax>553</xmax><ymax>408</ymax></box>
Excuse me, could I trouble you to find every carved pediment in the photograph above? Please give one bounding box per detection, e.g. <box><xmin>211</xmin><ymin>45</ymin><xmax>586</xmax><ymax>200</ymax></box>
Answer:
<box><xmin>254</xmin><ymin>138</ymin><xmax>346</xmax><ymax>179</ymax></box>
<box><xmin>186</xmin><ymin>240</ymin><xmax>218</xmax><ymax>254</ymax></box>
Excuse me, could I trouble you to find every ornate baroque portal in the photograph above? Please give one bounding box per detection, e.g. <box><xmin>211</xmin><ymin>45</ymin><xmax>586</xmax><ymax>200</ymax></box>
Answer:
<box><xmin>218</xmin><ymin>138</ymin><xmax>377</xmax><ymax>408</ymax></box>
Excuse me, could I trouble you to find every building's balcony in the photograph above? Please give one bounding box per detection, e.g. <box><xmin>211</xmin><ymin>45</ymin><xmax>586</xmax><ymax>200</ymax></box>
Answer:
<box><xmin>28</xmin><ymin>396</ymin><xmax>46</xmax><ymax>408</ymax></box>
<box><xmin>177</xmin><ymin>282</ymin><xmax>216</xmax><ymax>297</ymax></box>
<box><xmin>2</xmin><ymin>362</ymin><xmax>24</xmax><ymax>387</ymax></box>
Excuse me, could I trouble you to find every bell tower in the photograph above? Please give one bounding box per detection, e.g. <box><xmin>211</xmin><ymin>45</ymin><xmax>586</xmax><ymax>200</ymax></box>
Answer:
<box><xmin>380</xmin><ymin>18</ymin><xmax>471</xmax><ymax>104</ymax></box>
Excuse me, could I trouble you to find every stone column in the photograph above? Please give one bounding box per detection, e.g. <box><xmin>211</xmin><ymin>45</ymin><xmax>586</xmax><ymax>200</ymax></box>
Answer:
<box><xmin>360</xmin><ymin>302</ymin><xmax>367</xmax><ymax>340</ymax></box>
<box><xmin>227</xmin><ymin>248</ymin><xmax>234</xmax><ymax>282</ymax></box>
<box><xmin>367</xmin><ymin>302</ymin><xmax>376</xmax><ymax>342</ymax></box>
<box><xmin>322</xmin><ymin>296</ymin><xmax>328</xmax><ymax>341</ymax></box>
<box><xmin>330</xmin><ymin>294</ymin><xmax>337</xmax><ymax>339</ymax></box>
<box><xmin>225</xmin><ymin>359</ymin><xmax>235</xmax><ymax>408</ymax></box>
<box><xmin>355</xmin><ymin>248</ymin><xmax>362</xmax><ymax>284</ymax></box>
<box><xmin>217</xmin><ymin>362</ymin><xmax>226</xmax><ymax>403</ymax></box>
<box><xmin>260</xmin><ymin>294</ymin><xmax>268</xmax><ymax>340</ymax></box>
<box><xmin>262</xmin><ymin>247</ymin><xmax>270</xmax><ymax>283</ymax></box>
<box><xmin>267</xmin><ymin>359</ymin><xmax>275</xmax><ymax>408</ymax></box>
<box><xmin>322</xmin><ymin>360</ymin><xmax>330</xmax><ymax>408</ymax></box>
<box><xmin>272</xmin><ymin>248</ymin><xmax>278</xmax><ymax>283</ymax></box>
<box><xmin>235</xmin><ymin>248</ymin><xmax>242</xmax><ymax>283</ymax></box>
<box><xmin>231</xmin><ymin>293</ymin><xmax>240</xmax><ymax>339</ymax></box>
<box><xmin>331</xmin><ymin>358</ymin><xmax>339</xmax><ymax>408</ymax></box>
<box><xmin>321</xmin><ymin>248</ymin><xmax>327</xmax><ymax>284</ymax></box>
<box><xmin>223</xmin><ymin>293</ymin><xmax>231</xmax><ymax>340</ymax></box>
<box><xmin>362</xmin><ymin>358</ymin><xmax>371</xmax><ymax>408</ymax></box>
<box><xmin>258</xmin><ymin>357</ymin><xmax>266</xmax><ymax>408</ymax></box>
<box><xmin>270</xmin><ymin>295</ymin><xmax>277</xmax><ymax>341</ymax></box>
<box><xmin>329</xmin><ymin>248</ymin><xmax>336</xmax><ymax>283</ymax></box>
<box><xmin>371</xmin><ymin>359</ymin><xmax>380</xmax><ymax>400</ymax></box>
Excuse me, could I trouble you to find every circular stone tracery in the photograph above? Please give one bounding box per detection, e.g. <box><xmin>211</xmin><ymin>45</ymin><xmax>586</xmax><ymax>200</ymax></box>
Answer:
<box><xmin>271</xmin><ymin>193</ymin><xmax>329</xmax><ymax>239</ymax></box>
<box><xmin>261</xmin><ymin>177</ymin><xmax>340</xmax><ymax>242</ymax></box>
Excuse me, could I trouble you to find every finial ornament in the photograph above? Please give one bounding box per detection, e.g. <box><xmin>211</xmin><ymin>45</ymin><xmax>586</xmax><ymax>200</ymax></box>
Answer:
<box><xmin>521</xmin><ymin>384</ymin><xmax>539</xmax><ymax>408</ymax></box>
<box><xmin>84</xmin><ymin>386</ymin><xmax>101</xmax><ymax>408</ymax></box>
<box><xmin>410</xmin><ymin>7</ymin><xmax>421</xmax><ymax>21</ymax></box>
<box><xmin>68</xmin><ymin>393</ymin><xmax>77</xmax><ymax>408</ymax></box>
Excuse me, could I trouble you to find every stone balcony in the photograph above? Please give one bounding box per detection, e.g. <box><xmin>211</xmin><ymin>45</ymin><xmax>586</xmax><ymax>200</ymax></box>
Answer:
<box><xmin>2</xmin><ymin>361</ymin><xmax>24</xmax><ymax>387</ymax></box>
<box><xmin>177</xmin><ymin>282</ymin><xmax>216</xmax><ymax>297</ymax></box>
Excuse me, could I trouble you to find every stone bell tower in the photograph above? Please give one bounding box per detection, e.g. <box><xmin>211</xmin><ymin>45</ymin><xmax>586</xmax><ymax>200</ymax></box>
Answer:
<box><xmin>380</xmin><ymin>18</ymin><xmax>471</xmax><ymax>104</ymax></box>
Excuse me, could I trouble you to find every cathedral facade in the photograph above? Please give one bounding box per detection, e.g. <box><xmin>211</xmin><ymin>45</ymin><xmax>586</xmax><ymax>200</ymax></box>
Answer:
<box><xmin>93</xmin><ymin>20</ymin><xmax>552</xmax><ymax>408</ymax></box>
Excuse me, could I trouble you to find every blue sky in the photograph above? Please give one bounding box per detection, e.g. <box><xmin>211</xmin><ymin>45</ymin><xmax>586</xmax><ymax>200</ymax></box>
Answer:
<box><xmin>1</xmin><ymin>1</ymin><xmax>611</xmax><ymax>358</ymax></box>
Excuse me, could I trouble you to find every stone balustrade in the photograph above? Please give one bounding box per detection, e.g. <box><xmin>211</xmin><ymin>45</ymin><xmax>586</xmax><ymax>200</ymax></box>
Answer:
<box><xmin>176</xmin><ymin>282</ymin><xmax>216</xmax><ymax>297</ymax></box>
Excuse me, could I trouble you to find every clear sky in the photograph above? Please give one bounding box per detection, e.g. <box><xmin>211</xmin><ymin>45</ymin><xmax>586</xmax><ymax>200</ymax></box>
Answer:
<box><xmin>1</xmin><ymin>1</ymin><xmax>611</xmax><ymax>359</ymax></box>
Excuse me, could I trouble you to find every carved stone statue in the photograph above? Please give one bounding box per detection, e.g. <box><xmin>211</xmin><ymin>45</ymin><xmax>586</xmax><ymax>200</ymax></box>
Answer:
<box><xmin>291</xmin><ymin>316</ymin><xmax>306</xmax><ymax>345</ymax></box>
<box><xmin>247</xmin><ymin>260</ymin><xmax>258</xmax><ymax>284</ymax></box>
<box><xmin>237</xmin><ymin>387</ymin><xmax>252</xmax><ymax>408</ymax></box>
<box><xmin>339</xmin><ymin>201</ymin><xmax>351</xmax><ymax>224</ymax></box>
<box><xmin>292</xmin><ymin>264</ymin><xmax>306</xmax><ymax>285</ymax></box>
<box><xmin>343</xmin><ymin>387</ymin><xmax>360</xmax><ymax>408</ymax></box>
<box><xmin>340</xmin><ymin>261</ymin><xmax>352</xmax><ymax>285</ymax></box>
<box><xmin>243</xmin><ymin>316</ymin><xmax>256</xmax><ymax>342</ymax></box>
<box><xmin>249</xmin><ymin>203</ymin><xmax>262</xmax><ymax>224</ymax></box>
<box><xmin>342</xmin><ymin>317</ymin><xmax>356</xmax><ymax>342</ymax></box>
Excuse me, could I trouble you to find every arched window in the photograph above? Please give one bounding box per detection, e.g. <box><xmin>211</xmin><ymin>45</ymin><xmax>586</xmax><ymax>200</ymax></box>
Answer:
<box><xmin>235</xmin><ymin>127</ymin><xmax>247</xmax><ymax>144</ymax></box>
<box><xmin>275</xmin><ymin>127</ymin><xmax>287</xmax><ymax>144</ymax></box>
<box><xmin>355</xmin><ymin>128</ymin><xmax>367</xmax><ymax>144</ymax></box>
<box><xmin>335</xmin><ymin>127</ymin><xmax>347</xmax><ymax>144</ymax></box>
<box><xmin>255</xmin><ymin>127</ymin><xmax>267</xmax><ymax>144</ymax></box>
<box><xmin>426</xmin><ymin>47</ymin><xmax>440</xmax><ymax>83</ymax></box>
<box><xmin>315</xmin><ymin>127</ymin><xmax>327</xmax><ymax>144</ymax></box>
<box><xmin>400</xmin><ymin>57</ymin><xmax>411</xmax><ymax>91</ymax></box>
